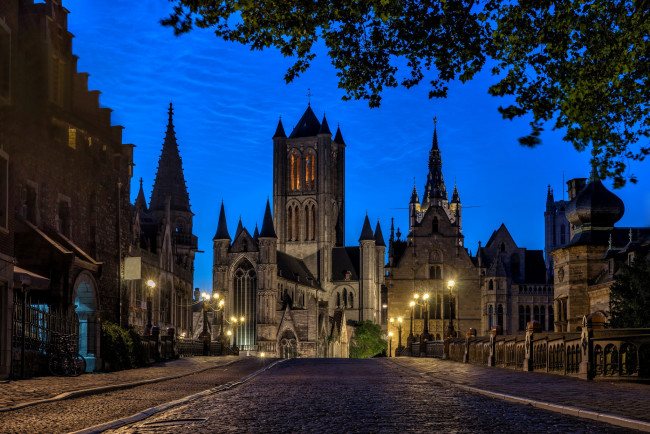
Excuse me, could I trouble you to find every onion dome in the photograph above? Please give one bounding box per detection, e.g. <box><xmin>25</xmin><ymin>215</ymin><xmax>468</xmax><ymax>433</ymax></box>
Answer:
<box><xmin>565</xmin><ymin>171</ymin><xmax>624</xmax><ymax>229</ymax></box>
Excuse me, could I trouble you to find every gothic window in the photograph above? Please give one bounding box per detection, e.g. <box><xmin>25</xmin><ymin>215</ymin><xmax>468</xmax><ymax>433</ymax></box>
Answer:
<box><xmin>288</xmin><ymin>206</ymin><xmax>293</xmax><ymax>240</ymax></box>
<box><xmin>500</xmin><ymin>242</ymin><xmax>506</xmax><ymax>252</ymax></box>
<box><xmin>549</xmin><ymin>306</ymin><xmax>554</xmax><ymax>330</ymax></box>
<box><xmin>342</xmin><ymin>288</ymin><xmax>347</xmax><ymax>308</ymax></box>
<box><xmin>234</xmin><ymin>260</ymin><xmax>257</xmax><ymax>347</ymax></box>
<box><xmin>488</xmin><ymin>280</ymin><xmax>493</xmax><ymax>290</ymax></box>
<box><xmin>488</xmin><ymin>305</ymin><xmax>494</xmax><ymax>329</ymax></box>
<box><xmin>519</xmin><ymin>305</ymin><xmax>525</xmax><ymax>331</ymax></box>
<box><xmin>540</xmin><ymin>305</ymin><xmax>546</xmax><ymax>330</ymax></box>
<box><xmin>336</xmin><ymin>292</ymin><xmax>341</xmax><ymax>308</ymax></box>
<box><xmin>432</xmin><ymin>217</ymin><xmax>438</xmax><ymax>233</ymax></box>
<box><xmin>305</xmin><ymin>150</ymin><xmax>316</xmax><ymax>190</ymax></box>
<box><xmin>497</xmin><ymin>304</ymin><xmax>503</xmax><ymax>327</ymax></box>
<box><xmin>560</xmin><ymin>224</ymin><xmax>566</xmax><ymax>244</ymax></box>
<box><xmin>295</xmin><ymin>205</ymin><xmax>300</xmax><ymax>240</ymax></box>
<box><xmin>429</xmin><ymin>265</ymin><xmax>441</xmax><ymax>280</ymax></box>
<box><xmin>311</xmin><ymin>204</ymin><xmax>316</xmax><ymax>240</ymax></box>
<box><xmin>290</xmin><ymin>153</ymin><xmax>301</xmax><ymax>191</ymax></box>
<box><xmin>534</xmin><ymin>305</ymin><xmax>540</xmax><ymax>324</ymax></box>
<box><xmin>304</xmin><ymin>204</ymin><xmax>309</xmax><ymax>241</ymax></box>
<box><xmin>525</xmin><ymin>305</ymin><xmax>531</xmax><ymax>323</ymax></box>
<box><xmin>349</xmin><ymin>293</ymin><xmax>353</xmax><ymax>308</ymax></box>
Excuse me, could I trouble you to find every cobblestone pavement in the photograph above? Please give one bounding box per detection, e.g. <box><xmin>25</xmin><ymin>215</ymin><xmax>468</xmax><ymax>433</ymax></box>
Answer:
<box><xmin>0</xmin><ymin>356</ymin><xmax>239</xmax><ymax>410</ymax></box>
<box><xmin>107</xmin><ymin>358</ymin><xmax>641</xmax><ymax>433</ymax></box>
<box><xmin>388</xmin><ymin>357</ymin><xmax>650</xmax><ymax>424</ymax></box>
<box><xmin>0</xmin><ymin>357</ymin><xmax>269</xmax><ymax>433</ymax></box>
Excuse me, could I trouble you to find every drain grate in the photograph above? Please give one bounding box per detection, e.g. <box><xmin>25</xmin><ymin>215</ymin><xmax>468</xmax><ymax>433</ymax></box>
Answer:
<box><xmin>140</xmin><ymin>418</ymin><xmax>208</xmax><ymax>427</ymax></box>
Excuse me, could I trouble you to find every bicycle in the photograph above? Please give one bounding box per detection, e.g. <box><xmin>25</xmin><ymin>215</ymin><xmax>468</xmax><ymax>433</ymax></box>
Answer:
<box><xmin>48</xmin><ymin>333</ymin><xmax>86</xmax><ymax>377</ymax></box>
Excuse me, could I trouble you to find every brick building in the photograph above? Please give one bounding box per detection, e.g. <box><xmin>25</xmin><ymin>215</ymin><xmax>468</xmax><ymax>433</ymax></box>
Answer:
<box><xmin>0</xmin><ymin>0</ymin><xmax>133</xmax><ymax>376</ymax></box>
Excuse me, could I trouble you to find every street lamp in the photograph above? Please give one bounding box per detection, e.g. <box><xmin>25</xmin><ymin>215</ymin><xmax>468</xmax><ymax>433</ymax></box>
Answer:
<box><xmin>197</xmin><ymin>291</ymin><xmax>226</xmax><ymax>355</ymax></box>
<box><xmin>413</xmin><ymin>292</ymin><xmax>431</xmax><ymax>340</ymax></box>
<box><xmin>389</xmin><ymin>317</ymin><xmax>403</xmax><ymax>356</ymax></box>
<box><xmin>388</xmin><ymin>331</ymin><xmax>394</xmax><ymax>358</ymax></box>
<box><xmin>409</xmin><ymin>301</ymin><xmax>415</xmax><ymax>339</ymax></box>
<box><xmin>447</xmin><ymin>280</ymin><xmax>455</xmax><ymax>336</ymax></box>
<box><xmin>229</xmin><ymin>315</ymin><xmax>245</xmax><ymax>353</ymax></box>
<box><xmin>145</xmin><ymin>279</ymin><xmax>156</xmax><ymax>334</ymax></box>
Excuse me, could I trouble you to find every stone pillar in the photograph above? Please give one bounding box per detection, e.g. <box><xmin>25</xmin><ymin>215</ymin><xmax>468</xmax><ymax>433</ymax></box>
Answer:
<box><xmin>463</xmin><ymin>328</ymin><xmax>477</xmax><ymax>363</ymax></box>
<box><xmin>487</xmin><ymin>325</ymin><xmax>501</xmax><ymax>366</ymax></box>
<box><xmin>523</xmin><ymin>321</ymin><xmax>542</xmax><ymax>371</ymax></box>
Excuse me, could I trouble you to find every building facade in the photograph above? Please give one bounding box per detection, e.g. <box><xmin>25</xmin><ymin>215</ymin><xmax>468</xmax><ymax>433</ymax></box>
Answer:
<box><xmin>386</xmin><ymin>124</ymin><xmax>480</xmax><ymax>352</ymax></box>
<box><xmin>125</xmin><ymin>104</ymin><xmax>197</xmax><ymax>337</ymax></box>
<box><xmin>212</xmin><ymin>106</ymin><xmax>383</xmax><ymax>357</ymax></box>
<box><xmin>0</xmin><ymin>0</ymin><xmax>134</xmax><ymax>375</ymax></box>
<box><xmin>544</xmin><ymin>185</ymin><xmax>571</xmax><ymax>275</ymax></box>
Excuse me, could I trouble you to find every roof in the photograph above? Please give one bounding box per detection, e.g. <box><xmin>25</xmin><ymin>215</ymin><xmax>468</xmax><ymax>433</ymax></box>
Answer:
<box><xmin>524</xmin><ymin>250</ymin><xmax>547</xmax><ymax>283</ymax></box>
<box><xmin>359</xmin><ymin>215</ymin><xmax>374</xmax><ymax>241</ymax></box>
<box><xmin>277</xmin><ymin>251</ymin><xmax>321</xmax><ymax>288</ymax></box>
<box><xmin>374</xmin><ymin>221</ymin><xmax>386</xmax><ymax>247</ymax></box>
<box><xmin>331</xmin><ymin>247</ymin><xmax>360</xmax><ymax>281</ymax></box>
<box><xmin>273</xmin><ymin>118</ymin><xmax>286</xmax><ymax>139</ymax></box>
<box><xmin>260</xmin><ymin>199</ymin><xmax>277</xmax><ymax>238</ymax></box>
<box><xmin>334</xmin><ymin>125</ymin><xmax>345</xmax><ymax>144</ymax></box>
<box><xmin>289</xmin><ymin>106</ymin><xmax>321</xmax><ymax>138</ymax></box>
<box><xmin>318</xmin><ymin>114</ymin><xmax>331</xmax><ymax>135</ymax></box>
<box><xmin>213</xmin><ymin>201</ymin><xmax>231</xmax><ymax>240</ymax></box>
<box><xmin>391</xmin><ymin>240</ymin><xmax>408</xmax><ymax>266</ymax></box>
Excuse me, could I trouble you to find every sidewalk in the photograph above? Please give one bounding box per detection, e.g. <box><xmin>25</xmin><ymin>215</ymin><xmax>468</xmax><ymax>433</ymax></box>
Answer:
<box><xmin>0</xmin><ymin>356</ymin><xmax>239</xmax><ymax>411</ymax></box>
<box><xmin>387</xmin><ymin>357</ymin><xmax>650</xmax><ymax>431</ymax></box>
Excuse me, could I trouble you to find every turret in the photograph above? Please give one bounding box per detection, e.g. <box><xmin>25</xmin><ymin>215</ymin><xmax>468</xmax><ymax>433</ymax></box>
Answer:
<box><xmin>409</xmin><ymin>181</ymin><xmax>420</xmax><ymax>232</ymax></box>
<box><xmin>258</xmin><ymin>199</ymin><xmax>278</xmax><ymax>324</ymax></box>
<box><xmin>374</xmin><ymin>220</ymin><xmax>386</xmax><ymax>314</ymax></box>
<box><xmin>449</xmin><ymin>183</ymin><xmax>462</xmax><ymax>230</ymax></box>
<box><xmin>359</xmin><ymin>215</ymin><xmax>376</xmax><ymax>322</ymax></box>
<box><xmin>212</xmin><ymin>200</ymin><xmax>231</xmax><ymax>293</ymax></box>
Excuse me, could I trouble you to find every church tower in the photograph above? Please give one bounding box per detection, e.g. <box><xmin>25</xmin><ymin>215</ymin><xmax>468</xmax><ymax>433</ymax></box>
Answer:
<box><xmin>272</xmin><ymin>105</ymin><xmax>346</xmax><ymax>281</ymax></box>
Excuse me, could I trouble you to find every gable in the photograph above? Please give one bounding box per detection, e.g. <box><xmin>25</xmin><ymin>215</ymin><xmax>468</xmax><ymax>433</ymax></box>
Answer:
<box><xmin>231</xmin><ymin>228</ymin><xmax>257</xmax><ymax>253</ymax></box>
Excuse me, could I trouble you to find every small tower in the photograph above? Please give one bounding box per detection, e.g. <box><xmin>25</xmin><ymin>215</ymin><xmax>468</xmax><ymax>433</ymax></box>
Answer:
<box><xmin>374</xmin><ymin>220</ymin><xmax>386</xmax><ymax>314</ymax></box>
<box><xmin>450</xmin><ymin>183</ymin><xmax>462</xmax><ymax>232</ymax></box>
<box><xmin>212</xmin><ymin>201</ymin><xmax>231</xmax><ymax>293</ymax></box>
<box><xmin>409</xmin><ymin>181</ymin><xmax>420</xmax><ymax>232</ymax></box>
<box><xmin>359</xmin><ymin>215</ymin><xmax>376</xmax><ymax>322</ymax></box>
<box><xmin>258</xmin><ymin>199</ymin><xmax>278</xmax><ymax>325</ymax></box>
<box><xmin>421</xmin><ymin>121</ymin><xmax>448</xmax><ymax>211</ymax></box>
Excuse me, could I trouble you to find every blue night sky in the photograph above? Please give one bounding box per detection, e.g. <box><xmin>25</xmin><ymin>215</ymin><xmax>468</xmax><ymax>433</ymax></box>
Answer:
<box><xmin>65</xmin><ymin>0</ymin><xmax>649</xmax><ymax>292</ymax></box>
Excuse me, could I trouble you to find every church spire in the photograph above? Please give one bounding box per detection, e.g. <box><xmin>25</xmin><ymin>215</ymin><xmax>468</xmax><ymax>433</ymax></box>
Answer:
<box><xmin>334</xmin><ymin>124</ymin><xmax>345</xmax><ymax>144</ymax></box>
<box><xmin>149</xmin><ymin>102</ymin><xmax>191</xmax><ymax>212</ymax></box>
<box><xmin>410</xmin><ymin>179</ymin><xmax>419</xmax><ymax>204</ymax></box>
<box><xmin>273</xmin><ymin>116</ymin><xmax>286</xmax><ymax>139</ymax></box>
<box><xmin>213</xmin><ymin>200</ymin><xmax>231</xmax><ymax>241</ymax></box>
<box><xmin>260</xmin><ymin>198</ymin><xmax>277</xmax><ymax>238</ymax></box>
<box><xmin>359</xmin><ymin>214</ymin><xmax>374</xmax><ymax>241</ymax></box>
<box><xmin>134</xmin><ymin>177</ymin><xmax>148</xmax><ymax>212</ymax></box>
<box><xmin>422</xmin><ymin>118</ymin><xmax>447</xmax><ymax>207</ymax></box>
<box><xmin>451</xmin><ymin>183</ymin><xmax>460</xmax><ymax>203</ymax></box>
<box><xmin>318</xmin><ymin>113</ymin><xmax>331</xmax><ymax>135</ymax></box>
<box><xmin>374</xmin><ymin>220</ymin><xmax>386</xmax><ymax>247</ymax></box>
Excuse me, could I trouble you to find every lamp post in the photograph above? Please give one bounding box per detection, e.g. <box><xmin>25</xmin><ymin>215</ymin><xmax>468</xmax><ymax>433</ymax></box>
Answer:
<box><xmin>198</xmin><ymin>291</ymin><xmax>225</xmax><ymax>355</ymax></box>
<box><xmin>447</xmin><ymin>280</ymin><xmax>455</xmax><ymax>337</ymax></box>
<box><xmin>145</xmin><ymin>279</ymin><xmax>156</xmax><ymax>334</ymax></box>
<box><xmin>388</xmin><ymin>331</ymin><xmax>393</xmax><ymax>357</ymax></box>
<box><xmin>409</xmin><ymin>301</ymin><xmax>415</xmax><ymax>340</ymax></box>
<box><xmin>389</xmin><ymin>317</ymin><xmax>403</xmax><ymax>356</ymax></box>
<box><xmin>413</xmin><ymin>292</ymin><xmax>431</xmax><ymax>341</ymax></box>
<box><xmin>229</xmin><ymin>315</ymin><xmax>245</xmax><ymax>354</ymax></box>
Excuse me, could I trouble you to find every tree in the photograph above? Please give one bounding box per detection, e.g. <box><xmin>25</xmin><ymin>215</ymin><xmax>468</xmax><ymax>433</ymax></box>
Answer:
<box><xmin>162</xmin><ymin>0</ymin><xmax>649</xmax><ymax>187</ymax></box>
<box><xmin>609</xmin><ymin>256</ymin><xmax>650</xmax><ymax>328</ymax></box>
<box><xmin>349</xmin><ymin>320</ymin><xmax>387</xmax><ymax>359</ymax></box>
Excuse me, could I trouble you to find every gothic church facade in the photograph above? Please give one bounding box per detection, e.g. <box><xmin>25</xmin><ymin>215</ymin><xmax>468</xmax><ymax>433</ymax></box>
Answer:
<box><xmin>212</xmin><ymin>106</ymin><xmax>384</xmax><ymax>357</ymax></box>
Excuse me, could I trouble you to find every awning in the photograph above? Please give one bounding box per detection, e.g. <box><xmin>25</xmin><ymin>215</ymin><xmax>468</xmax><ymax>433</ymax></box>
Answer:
<box><xmin>13</xmin><ymin>266</ymin><xmax>50</xmax><ymax>290</ymax></box>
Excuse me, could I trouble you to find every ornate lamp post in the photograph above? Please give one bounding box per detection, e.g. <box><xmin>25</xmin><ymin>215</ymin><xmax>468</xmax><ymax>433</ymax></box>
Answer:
<box><xmin>389</xmin><ymin>317</ymin><xmax>403</xmax><ymax>356</ymax></box>
<box><xmin>229</xmin><ymin>315</ymin><xmax>245</xmax><ymax>354</ymax></box>
<box><xmin>408</xmin><ymin>301</ymin><xmax>415</xmax><ymax>342</ymax></box>
<box><xmin>388</xmin><ymin>331</ymin><xmax>394</xmax><ymax>357</ymax></box>
<box><xmin>413</xmin><ymin>292</ymin><xmax>431</xmax><ymax>341</ymax></box>
<box><xmin>447</xmin><ymin>280</ymin><xmax>455</xmax><ymax>337</ymax></box>
<box><xmin>198</xmin><ymin>291</ymin><xmax>225</xmax><ymax>355</ymax></box>
<box><xmin>145</xmin><ymin>279</ymin><xmax>156</xmax><ymax>334</ymax></box>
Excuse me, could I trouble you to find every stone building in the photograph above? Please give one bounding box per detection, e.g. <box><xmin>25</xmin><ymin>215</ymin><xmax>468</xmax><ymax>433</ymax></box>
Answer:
<box><xmin>0</xmin><ymin>0</ymin><xmax>133</xmax><ymax>375</ymax></box>
<box><xmin>125</xmin><ymin>104</ymin><xmax>197</xmax><ymax>337</ymax></box>
<box><xmin>551</xmin><ymin>170</ymin><xmax>650</xmax><ymax>332</ymax></box>
<box><xmin>386</xmin><ymin>124</ymin><xmax>480</xmax><ymax>351</ymax></box>
<box><xmin>477</xmin><ymin>224</ymin><xmax>552</xmax><ymax>335</ymax></box>
<box><xmin>544</xmin><ymin>185</ymin><xmax>570</xmax><ymax>275</ymax></box>
<box><xmin>212</xmin><ymin>106</ymin><xmax>382</xmax><ymax>357</ymax></box>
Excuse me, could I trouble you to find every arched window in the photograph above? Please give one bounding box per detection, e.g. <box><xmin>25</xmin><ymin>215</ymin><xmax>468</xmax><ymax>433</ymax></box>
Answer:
<box><xmin>304</xmin><ymin>204</ymin><xmax>310</xmax><ymax>241</ymax></box>
<box><xmin>549</xmin><ymin>305</ymin><xmax>554</xmax><ymax>331</ymax></box>
<box><xmin>488</xmin><ymin>305</ymin><xmax>494</xmax><ymax>329</ymax></box>
<box><xmin>288</xmin><ymin>206</ymin><xmax>293</xmax><ymax>240</ymax></box>
<box><xmin>305</xmin><ymin>150</ymin><xmax>316</xmax><ymax>190</ymax></box>
<box><xmin>560</xmin><ymin>224</ymin><xmax>566</xmax><ymax>244</ymax></box>
<box><xmin>497</xmin><ymin>304</ymin><xmax>503</xmax><ymax>327</ymax></box>
<box><xmin>500</xmin><ymin>242</ymin><xmax>506</xmax><ymax>252</ymax></box>
<box><xmin>349</xmin><ymin>293</ymin><xmax>354</xmax><ymax>308</ymax></box>
<box><xmin>336</xmin><ymin>292</ymin><xmax>341</xmax><ymax>308</ymax></box>
<box><xmin>432</xmin><ymin>217</ymin><xmax>438</xmax><ymax>233</ymax></box>
<box><xmin>534</xmin><ymin>305</ymin><xmax>540</xmax><ymax>324</ymax></box>
<box><xmin>290</xmin><ymin>152</ymin><xmax>301</xmax><ymax>190</ymax></box>
<box><xmin>488</xmin><ymin>280</ymin><xmax>493</xmax><ymax>290</ymax></box>
<box><xmin>540</xmin><ymin>306</ymin><xmax>546</xmax><ymax>330</ymax></box>
<box><xmin>525</xmin><ymin>305</ymin><xmax>531</xmax><ymax>323</ymax></box>
<box><xmin>234</xmin><ymin>259</ymin><xmax>257</xmax><ymax>347</ymax></box>
<box><xmin>342</xmin><ymin>289</ymin><xmax>347</xmax><ymax>308</ymax></box>
<box><xmin>311</xmin><ymin>204</ymin><xmax>317</xmax><ymax>240</ymax></box>
<box><xmin>295</xmin><ymin>205</ymin><xmax>300</xmax><ymax>241</ymax></box>
<box><xmin>519</xmin><ymin>305</ymin><xmax>525</xmax><ymax>331</ymax></box>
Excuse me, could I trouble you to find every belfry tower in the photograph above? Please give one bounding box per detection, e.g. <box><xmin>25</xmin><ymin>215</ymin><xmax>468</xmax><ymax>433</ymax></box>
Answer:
<box><xmin>272</xmin><ymin>105</ymin><xmax>346</xmax><ymax>281</ymax></box>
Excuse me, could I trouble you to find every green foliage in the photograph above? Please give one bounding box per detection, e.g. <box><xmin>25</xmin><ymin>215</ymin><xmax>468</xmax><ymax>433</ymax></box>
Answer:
<box><xmin>349</xmin><ymin>320</ymin><xmax>387</xmax><ymax>359</ymax></box>
<box><xmin>161</xmin><ymin>0</ymin><xmax>649</xmax><ymax>186</ymax></box>
<box><xmin>609</xmin><ymin>257</ymin><xmax>650</xmax><ymax>328</ymax></box>
<box><xmin>101</xmin><ymin>322</ymin><xmax>147</xmax><ymax>371</ymax></box>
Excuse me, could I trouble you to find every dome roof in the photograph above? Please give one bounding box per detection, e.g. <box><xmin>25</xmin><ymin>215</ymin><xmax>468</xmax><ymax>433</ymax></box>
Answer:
<box><xmin>565</xmin><ymin>179</ymin><xmax>624</xmax><ymax>228</ymax></box>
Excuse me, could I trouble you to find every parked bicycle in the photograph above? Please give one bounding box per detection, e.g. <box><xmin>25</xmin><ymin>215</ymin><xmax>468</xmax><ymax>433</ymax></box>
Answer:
<box><xmin>48</xmin><ymin>333</ymin><xmax>86</xmax><ymax>377</ymax></box>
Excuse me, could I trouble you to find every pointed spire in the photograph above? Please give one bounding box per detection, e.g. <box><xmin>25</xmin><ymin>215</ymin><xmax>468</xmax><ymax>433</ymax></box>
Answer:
<box><xmin>260</xmin><ymin>198</ymin><xmax>277</xmax><ymax>238</ymax></box>
<box><xmin>234</xmin><ymin>217</ymin><xmax>244</xmax><ymax>240</ymax></box>
<box><xmin>318</xmin><ymin>113</ymin><xmax>331</xmax><ymax>135</ymax></box>
<box><xmin>273</xmin><ymin>116</ymin><xmax>286</xmax><ymax>139</ymax></box>
<box><xmin>389</xmin><ymin>217</ymin><xmax>395</xmax><ymax>242</ymax></box>
<box><xmin>359</xmin><ymin>215</ymin><xmax>374</xmax><ymax>241</ymax></box>
<box><xmin>150</xmin><ymin>103</ymin><xmax>191</xmax><ymax>212</ymax></box>
<box><xmin>432</xmin><ymin>117</ymin><xmax>439</xmax><ymax>150</ymax></box>
<box><xmin>451</xmin><ymin>184</ymin><xmax>460</xmax><ymax>203</ymax></box>
<box><xmin>333</xmin><ymin>124</ymin><xmax>345</xmax><ymax>144</ymax></box>
<box><xmin>213</xmin><ymin>200</ymin><xmax>231</xmax><ymax>241</ymax></box>
<box><xmin>423</xmin><ymin>117</ymin><xmax>447</xmax><ymax>206</ymax></box>
<box><xmin>289</xmin><ymin>105</ymin><xmax>321</xmax><ymax>138</ymax></box>
<box><xmin>135</xmin><ymin>177</ymin><xmax>148</xmax><ymax>212</ymax></box>
<box><xmin>410</xmin><ymin>179</ymin><xmax>419</xmax><ymax>204</ymax></box>
<box><xmin>253</xmin><ymin>223</ymin><xmax>259</xmax><ymax>242</ymax></box>
<box><xmin>374</xmin><ymin>220</ymin><xmax>386</xmax><ymax>247</ymax></box>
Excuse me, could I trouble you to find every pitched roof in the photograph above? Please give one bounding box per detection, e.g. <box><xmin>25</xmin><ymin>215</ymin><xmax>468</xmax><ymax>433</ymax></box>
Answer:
<box><xmin>524</xmin><ymin>250</ymin><xmax>547</xmax><ymax>283</ymax></box>
<box><xmin>289</xmin><ymin>106</ymin><xmax>321</xmax><ymax>138</ymax></box>
<box><xmin>374</xmin><ymin>221</ymin><xmax>386</xmax><ymax>247</ymax></box>
<box><xmin>331</xmin><ymin>247</ymin><xmax>360</xmax><ymax>281</ymax></box>
<box><xmin>334</xmin><ymin>125</ymin><xmax>345</xmax><ymax>144</ymax></box>
<box><xmin>359</xmin><ymin>215</ymin><xmax>374</xmax><ymax>241</ymax></box>
<box><xmin>273</xmin><ymin>117</ymin><xmax>286</xmax><ymax>139</ymax></box>
<box><xmin>277</xmin><ymin>251</ymin><xmax>320</xmax><ymax>288</ymax></box>
<box><xmin>259</xmin><ymin>199</ymin><xmax>277</xmax><ymax>238</ymax></box>
<box><xmin>319</xmin><ymin>114</ymin><xmax>332</xmax><ymax>135</ymax></box>
<box><xmin>134</xmin><ymin>178</ymin><xmax>148</xmax><ymax>212</ymax></box>
<box><xmin>234</xmin><ymin>217</ymin><xmax>244</xmax><ymax>240</ymax></box>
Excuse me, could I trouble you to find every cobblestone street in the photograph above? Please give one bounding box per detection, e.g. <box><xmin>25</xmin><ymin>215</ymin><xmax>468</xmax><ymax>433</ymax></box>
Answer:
<box><xmin>106</xmin><ymin>358</ymin><xmax>645</xmax><ymax>433</ymax></box>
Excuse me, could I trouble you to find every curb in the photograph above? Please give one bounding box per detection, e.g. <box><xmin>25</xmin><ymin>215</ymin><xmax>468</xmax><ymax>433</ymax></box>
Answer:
<box><xmin>0</xmin><ymin>359</ymin><xmax>240</xmax><ymax>413</ymax></box>
<box><xmin>385</xmin><ymin>359</ymin><xmax>650</xmax><ymax>433</ymax></box>
<box><xmin>71</xmin><ymin>358</ymin><xmax>286</xmax><ymax>434</ymax></box>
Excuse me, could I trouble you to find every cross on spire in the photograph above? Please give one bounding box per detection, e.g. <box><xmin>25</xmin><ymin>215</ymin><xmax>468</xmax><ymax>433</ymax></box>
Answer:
<box><xmin>306</xmin><ymin>88</ymin><xmax>312</xmax><ymax>106</ymax></box>
<box><xmin>433</xmin><ymin>116</ymin><xmax>438</xmax><ymax>126</ymax></box>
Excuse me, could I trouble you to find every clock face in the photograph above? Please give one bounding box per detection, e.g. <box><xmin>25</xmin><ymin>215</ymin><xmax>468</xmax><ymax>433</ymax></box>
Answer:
<box><xmin>558</xmin><ymin>267</ymin><xmax>565</xmax><ymax>283</ymax></box>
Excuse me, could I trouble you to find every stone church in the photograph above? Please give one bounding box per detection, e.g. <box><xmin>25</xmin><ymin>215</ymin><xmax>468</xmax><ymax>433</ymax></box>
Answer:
<box><xmin>386</xmin><ymin>124</ymin><xmax>480</xmax><ymax>351</ymax></box>
<box><xmin>212</xmin><ymin>105</ymin><xmax>384</xmax><ymax>357</ymax></box>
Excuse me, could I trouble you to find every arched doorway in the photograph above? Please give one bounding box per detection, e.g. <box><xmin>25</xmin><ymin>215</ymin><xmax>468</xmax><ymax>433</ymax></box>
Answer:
<box><xmin>279</xmin><ymin>329</ymin><xmax>298</xmax><ymax>358</ymax></box>
<box><xmin>73</xmin><ymin>272</ymin><xmax>98</xmax><ymax>372</ymax></box>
